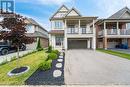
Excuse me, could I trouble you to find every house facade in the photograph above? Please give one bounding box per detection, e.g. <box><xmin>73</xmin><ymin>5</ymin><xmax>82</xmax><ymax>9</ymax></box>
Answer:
<box><xmin>49</xmin><ymin>5</ymin><xmax>97</xmax><ymax>50</ymax></box>
<box><xmin>25</xmin><ymin>18</ymin><xmax>49</xmax><ymax>50</ymax></box>
<box><xmin>96</xmin><ymin>7</ymin><xmax>130</xmax><ymax>49</ymax></box>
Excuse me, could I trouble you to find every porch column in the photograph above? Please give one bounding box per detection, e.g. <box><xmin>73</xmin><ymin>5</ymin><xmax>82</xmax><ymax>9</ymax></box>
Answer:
<box><xmin>51</xmin><ymin>21</ymin><xmax>52</xmax><ymax>29</ymax></box>
<box><xmin>117</xmin><ymin>22</ymin><xmax>120</xmax><ymax>35</ymax></box>
<box><xmin>92</xmin><ymin>20</ymin><xmax>96</xmax><ymax>50</ymax></box>
<box><xmin>87</xmin><ymin>39</ymin><xmax>91</xmax><ymax>49</ymax></box>
<box><xmin>64</xmin><ymin>19</ymin><xmax>68</xmax><ymax>50</ymax></box>
<box><xmin>104</xmin><ymin>37</ymin><xmax>107</xmax><ymax>50</ymax></box>
<box><xmin>104</xmin><ymin>22</ymin><xmax>107</xmax><ymax>36</ymax></box>
<box><xmin>79</xmin><ymin>19</ymin><xmax>81</xmax><ymax>34</ymax></box>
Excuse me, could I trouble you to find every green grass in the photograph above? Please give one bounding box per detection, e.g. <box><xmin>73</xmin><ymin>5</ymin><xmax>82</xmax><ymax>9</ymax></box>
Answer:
<box><xmin>0</xmin><ymin>51</ymin><xmax>47</xmax><ymax>85</ymax></box>
<box><xmin>97</xmin><ymin>49</ymin><xmax>130</xmax><ymax>60</ymax></box>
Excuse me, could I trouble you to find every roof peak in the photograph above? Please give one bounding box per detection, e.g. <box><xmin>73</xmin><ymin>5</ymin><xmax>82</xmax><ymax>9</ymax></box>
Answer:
<box><xmin>108</xmin><ymin>6</ymin><xmax>130</xmax><ymax>19</ymax></box>
<box><xmin>65</xmin><ymin>7</ymin><xmax>82</xmax><ymax>17</ymax></box>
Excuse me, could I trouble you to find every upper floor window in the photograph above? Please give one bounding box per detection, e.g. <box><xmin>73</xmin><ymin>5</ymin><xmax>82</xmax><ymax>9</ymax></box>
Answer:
<box><xmin>126</xmin><ymin>23</ymin><xmax>130</xmax><ymax>29</ymax></box>
<box><xmin>26</xmin><ymin>25</ymin><xmax>34</xmax><ymax>33</ymax></box>
<box><xmin>54</xmin><ymin>21</ymin><xmax>63</xmax><ymax>29</ymax></box>
<box><xmin>54</xmin><ymin>13</ymin><xmax>67</xmax><ymax>18</ymax></box>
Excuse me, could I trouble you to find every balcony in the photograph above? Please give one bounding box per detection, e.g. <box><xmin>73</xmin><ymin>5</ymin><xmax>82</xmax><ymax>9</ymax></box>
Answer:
<box><xmin>67</xmin><ymin>28</ymin><xmax>93</xmax><ymax>34</ymax></box>
<box><xmin>98</xmin><ymin>29</ymin><xmax>130</xmax><ymax>36</ymax></box>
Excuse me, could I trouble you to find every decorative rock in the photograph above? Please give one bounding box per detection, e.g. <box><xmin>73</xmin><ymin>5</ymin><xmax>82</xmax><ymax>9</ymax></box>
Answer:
<box><xmin>56</xmin><ymin>63</ymin><xmax>62</xmax><ymax>68</ymax></box>
<box><xmin>53</xmin><ymin>70</ymin><xmax>62</xmax><ymax>77</ymax></box>
<box><xmin>57</xmin><ymin>59</ymin><xmax>63</xmax><ymax>62</ymax></box>
<box><xmin>59</xmin><ymin>55</ymin><xmax>63</xmax><ymax>59</ymax></box>
<box><xmin>60</xmin><ymin>52</ymin><xmax>64</xmax><ymax>56</ymax></box>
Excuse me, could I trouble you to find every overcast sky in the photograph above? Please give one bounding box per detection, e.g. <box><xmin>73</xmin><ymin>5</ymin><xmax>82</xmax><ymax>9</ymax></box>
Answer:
<box><xmin>15</xmin><ymin>0</ymin><xmax>130</xmax><ymax>31</ymax></box>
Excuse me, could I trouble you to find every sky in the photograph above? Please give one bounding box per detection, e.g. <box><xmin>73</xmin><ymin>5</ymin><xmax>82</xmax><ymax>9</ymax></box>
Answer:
<box><xmin>15</xmin><ymin>0</ymin><xmax>130</xmax><ymax>31</ymax></box>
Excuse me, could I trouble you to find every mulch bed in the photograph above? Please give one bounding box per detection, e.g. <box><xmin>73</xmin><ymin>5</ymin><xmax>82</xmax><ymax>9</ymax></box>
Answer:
<box><xmin>25</xmin><ymin>54</ymin><xmax>65</xmax><ymax>85</ymax></box>
<box><xmin>11</xmin><ymin>67</ymin><xmax>28</xmax><ymax>74</ymax></box>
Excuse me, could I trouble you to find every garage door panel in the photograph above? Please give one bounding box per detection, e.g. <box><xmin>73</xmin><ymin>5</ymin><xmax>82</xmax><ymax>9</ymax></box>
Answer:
<box><xmin>68</xmin><ymin>40</ymin><xmax>87</xmax><ymax>49</ymax></box>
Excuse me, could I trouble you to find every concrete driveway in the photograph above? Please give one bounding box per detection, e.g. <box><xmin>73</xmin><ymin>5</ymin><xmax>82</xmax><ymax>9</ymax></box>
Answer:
<box><xmin>65</xmin><ymin>50</ymin><xmax>130</xmax><ymax>85</ymax></box>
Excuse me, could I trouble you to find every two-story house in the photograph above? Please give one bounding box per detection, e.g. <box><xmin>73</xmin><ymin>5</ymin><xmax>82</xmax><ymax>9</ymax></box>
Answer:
<box><xmin>96</xmin><ymin>7</ymin><xmax>130</xmax><ymax>49</ymax></box>
<box><xmin>49</xmin><ymin>5</ymin><xmax>97</xmax><ymax>50</ymax></box>
<box><xmin>25</xmin><ymin>18</ymin><xmax>49</xmax><ymax>50</ymax></box>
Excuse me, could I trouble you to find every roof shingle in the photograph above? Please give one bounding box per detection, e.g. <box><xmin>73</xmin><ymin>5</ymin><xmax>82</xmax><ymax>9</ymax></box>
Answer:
<box><xmin>108</xmin><ymin>7</ymin><xmax>130</xmax><ymax>19</ymax></box>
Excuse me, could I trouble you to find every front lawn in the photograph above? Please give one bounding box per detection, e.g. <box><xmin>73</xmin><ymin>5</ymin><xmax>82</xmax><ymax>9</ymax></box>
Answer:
<box><xmin>97</xmin><ymin>49</ymin><xmax>130</xmax><ymax>60</ymax></box>
<box><xmin>0</xmin><ymin>51</ymin><xmax>47</xmax><ymax>85</ymax></box>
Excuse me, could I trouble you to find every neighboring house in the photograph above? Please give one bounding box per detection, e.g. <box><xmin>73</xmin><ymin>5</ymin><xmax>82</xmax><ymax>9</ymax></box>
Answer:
<box><xmin>96</xmin><ymin>7</ymin><xmax>130</xmax><ymax>49</ymax></box>
<box><xmin>49</xmin><ymin>5</ymin><xmax>97</xmax><ymax>50</ymax></box>
<box><xmin>0</xmin><ymin>13</ymin><xmax>49</xmax><ymax>50</ymax></box>
<box><xmin>25</xmin><ymin>18</ymin><xmax>49</xmax><ymax>50</ymax></box>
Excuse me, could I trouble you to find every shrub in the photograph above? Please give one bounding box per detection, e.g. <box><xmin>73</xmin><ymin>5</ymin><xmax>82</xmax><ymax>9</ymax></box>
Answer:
<box><xmin>39</xmin><ymin>60</ymin><xmax>52</xmax><ymax>71</ymax></box>
<box><xmin>47</xmin><ymin>46</ymin><xmax>52</xmax><ymax>53</ymax></box>
<box><xmin>47</xmin><ymin>53</ymin><xmax>58</xmax><ymax>60</ymax></box>
<box><xmin>36</xmin><ymin>37</ymin><xmax>42</xmax><ymax>50</ymax></box>
<box><xmin>37</xmin><ymin>48</ymin><xmax>44</xmax><ymax>51</ymax></box>
<box><xmin>52</xmin><ymin>50</ymin><xmax>60</xmax><ymax>55</ymax></box>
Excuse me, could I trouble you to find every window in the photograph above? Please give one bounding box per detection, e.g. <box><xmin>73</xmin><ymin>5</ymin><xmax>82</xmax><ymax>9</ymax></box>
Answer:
<box><xmin>112</xmin><ymin>25</ymin><xmax>116</xmax><ymax>29</ymax></box>
<box><xmin>26</xmin><ymin>25</ymin><xmax>34</xmax><ymax>33</ymax></box>
<box><xmin>127</xmin><ymin>23</ymin><xmax>130</xmax><ymax>29</ymax></box>
<box><xmin>55</xmin><ymin>36</ymin><xmax>64</xmax><ymax>46</ymax></box>
<box><xmin>82</xmin><ymin>28</ymin><xmax>86</xmax><ymax>34</ymax></box>
<box><xmin>54</xmin><ymin>21</ymin><xmax>63</xmax><ymax>29</ymax></box>
<box><xmin>55</xmin><ymin>13</ymin><xmax>66</xmax><ymax>18</ymax></box>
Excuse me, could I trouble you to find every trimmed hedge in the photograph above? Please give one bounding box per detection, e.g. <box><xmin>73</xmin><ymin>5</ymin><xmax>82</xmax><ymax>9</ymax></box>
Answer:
<box><xmin>36</xmin><ymin>37</ymin><xmax>42</xmax><ymax>50</ymax></box>
<box><xmin>48</xmin><ymin>53</ymin><xmax>58</xmax><ymax>60</ymax></box>
<box><xmin>47</xmin><ymin>46</ymin><xmax>52</xmax><ymax>53</ymax></box>
<box><xmin>52</xmin><ymin>50</ymin><xmax>60</xmax><ymax>55</ymax></box>
<box><xmin>39</xmin><ymin>60</ymin><xmax>52</xmax><ymax>71</ymax></box>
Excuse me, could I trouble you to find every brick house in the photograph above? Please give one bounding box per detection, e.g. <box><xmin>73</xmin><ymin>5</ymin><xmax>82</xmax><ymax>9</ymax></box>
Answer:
<box><xmin>96</xmin><ymin>7</ymin><xmax>130</xmax><ymax>49</ymax></box>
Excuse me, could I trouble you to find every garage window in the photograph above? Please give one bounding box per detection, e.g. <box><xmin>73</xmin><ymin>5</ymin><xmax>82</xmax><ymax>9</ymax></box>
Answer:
<box><xmin>55</xmin><ymin>36</ymin><xmax>64</xmax><ymax>46</ymax></box>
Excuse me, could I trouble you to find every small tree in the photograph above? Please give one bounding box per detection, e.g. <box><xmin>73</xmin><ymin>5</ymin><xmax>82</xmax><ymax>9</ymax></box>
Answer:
<box><xmin>0</xmin><ymin>14</ymin><xmax>34</xmax><ymax>67</ymax></box>
<box><xmin>36</xmin><ymin>37</ymin><xmax>42</xmax><ymax>50</ymax></box>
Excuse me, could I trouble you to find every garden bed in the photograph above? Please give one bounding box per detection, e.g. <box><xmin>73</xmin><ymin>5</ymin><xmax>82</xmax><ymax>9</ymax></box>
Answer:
<box><xmin>25</xmin><ymin>53</ymin><xmax>65</xmax><ymax>85</ymax></box>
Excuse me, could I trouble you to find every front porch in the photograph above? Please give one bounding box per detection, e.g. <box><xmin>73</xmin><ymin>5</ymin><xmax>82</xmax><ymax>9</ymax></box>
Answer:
<box><xmin>98</xmin><ymin>38</ymin><xmax>130</xmax><ymax>49</ymax></box>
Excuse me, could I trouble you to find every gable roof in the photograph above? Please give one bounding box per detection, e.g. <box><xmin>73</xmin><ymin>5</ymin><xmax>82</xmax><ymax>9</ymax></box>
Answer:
<box><xmin>25</xmin><ymin>18</ymin><xmax>48</xmax><ymax>32</ymax></box>
<box><xmin>108</xmin><ymin>7</ymin><xmax>130</xmax><ymax>19</ymax></box>
<box><xmin>65</xmin><ymin>8</ymin><xmax>81</xmax><ymax>17</ymax></box>
<box><xmin>50</xmin><ymin>5</ymin><xmax>69</xmax><ymax>19</ymax></box>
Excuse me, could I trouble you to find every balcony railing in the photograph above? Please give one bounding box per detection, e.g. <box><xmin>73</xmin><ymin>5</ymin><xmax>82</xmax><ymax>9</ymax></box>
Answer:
<box><xmin>98</xmin><ymin>29</ymin><xmax>130</xmax><ymax>36</ymax></box>
<box><xmin>67</xmin><ymin>28</ymin><xmax>93</xmax><ymax>34</ymax></box>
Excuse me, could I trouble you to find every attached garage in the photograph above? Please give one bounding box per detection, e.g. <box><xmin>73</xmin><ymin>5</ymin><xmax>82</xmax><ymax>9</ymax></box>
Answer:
<box><xmin>68</xmin><ymin>39</ymin><xmax>88</xmax><ymax>49</ymax></box>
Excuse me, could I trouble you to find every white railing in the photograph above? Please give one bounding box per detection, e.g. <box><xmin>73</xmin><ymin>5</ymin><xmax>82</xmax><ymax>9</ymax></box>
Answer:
<box><xmin>98</xmin><ymin>30</ymin><xmax>104</xmax><ymax>35</ymax></box>
<box><xmin>67</xmin><ymin>28</ymin><xmax>79</xmax><ymax>34</ymax></box>
<box><xmin>120</xmin><ymin>29</ymin><xmax>130</xmax><ymax>35</ymax></box>
<box><xmin>67</xmin><ymin>28</ymin><xmax>93</xmax><ymax>34</ymax></box>
<box><xmin>98</xmin><ymin>29</ymin><xmax>130</xmax><ymax>36</ymax></box>
<box><xmin>107</xmin><ymin>29</ymin><xmax>117</xmax><ymax>35</ymax></box>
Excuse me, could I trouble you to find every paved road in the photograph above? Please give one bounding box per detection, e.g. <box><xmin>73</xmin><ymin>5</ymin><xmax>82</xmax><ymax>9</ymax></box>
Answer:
<box><xmin>65</xmin><ymin>50</ymin><xmax>130</xmax><ymax>85</ymax></box>
<box><xmin>0</xmin><ymin>50</ymin><xmax>34</xmax><ymax>64</ymax></box>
